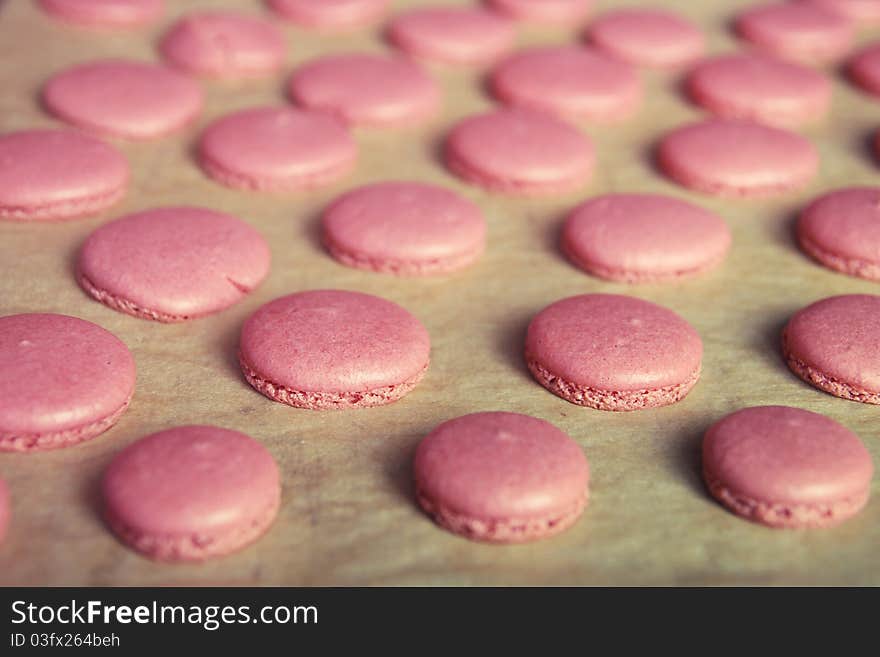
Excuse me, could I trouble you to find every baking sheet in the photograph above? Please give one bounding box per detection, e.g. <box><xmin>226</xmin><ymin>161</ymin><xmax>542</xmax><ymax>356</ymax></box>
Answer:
<box><xmin>1</xmin><ymin>0</ymin><xmax>879</xmax><ymax>586</ymax></box>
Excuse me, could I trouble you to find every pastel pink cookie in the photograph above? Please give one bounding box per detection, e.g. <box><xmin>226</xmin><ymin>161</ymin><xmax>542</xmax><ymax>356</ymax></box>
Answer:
<box><xmin>42</xmin><ymin>59</ymin><xmax>203</xmax><ymax>140</ymax></box>
<box><xmin>159</xmin><ymin>12</ymin><xmax>287</xmax><ymax>79</ymax></box>
<box><xmin>703</xmin><ymin>406</ymin><xmax>873</xmax><ymax>528</ymax></box>
<box><xmin>103</xmin><ymin>425</ymin><xmax>280</xmax><ymax>562</ymax></box>
<box><xmin>444</xmin><ymin>108</ymin><xmax>594</xmax><ymax>195</ymax></box>
<box><xmin>489</xmin><ymin>46</ymin><xmax>642</xmax><ymax>123</ymax></box>
<box><xmin>735</xmin><ymin>2</ymin><xmax>855</xmax><ymax>64</ymax></box>
<box><xmin>38</xmin><ymin>0</ymin><xmax>163</xmax><ymax>28</ymax></box>
<box><xmin>686</xmin><ymin>53</ymin><xmax>831</xmax><ymax>127</ymax></box>
<box><xmin>197</xmin><ymin>106</ymin><xmax>356</xmax><ymax>191</ymax></box>
<box><xmin>657</xmin><ymin>119</ymin><xmax>819</xmax><ymax>198</ymax></box>
<box><xmin>783</xmin><ymin>294</ymin><xmax>880</xmax><ymax>404</ymax></box>
<box><xmin>0</xmin><ymin>313</ymin><xmax>135</xmax><ymax>452</ymax></box>
<box><xmin>587</xmin><ymin>8</ymin><xmax>705</xmax><ymax>69</ymax></box>
<box><xmin>0</xmin><ymin>478</ymin><xmax>9</xmax><ymax>545</ymax></box>
<box><xmin>288</xmin><ymin>53</ymin><xmax>440</xmax><ymax>128</ymax></box>
<box><xmin>561</xmin><ymin>194</ymin><xmax>731</xmax><ymax>283</ymax></box>
<box><xmin>415</xmin><ymin>412</ymin><xmax>589</xmax><ymax>543</ymax></box>
<box><xmin>797</xmin><ymin>187</ymin><xmax>880</xmax><ymax>280</ymax></box>
<box><xmin>321</xmin><ymin>182</ymin><xmax>486</xmax><ymax>276</ymax></box>
<box><xmin>387</xmin><ymin>7</ymin><xmax>516</xmax><ymax>66</ymax></box>
<box><xmin>486</xmin><ymin>0</ymin><xmax>592</xmax><ymax>25</ymax></box>
<box><xmin>848</xmin><ymin>44</ymin><xmax>880</xmax><ymax>96</ymax></box>
<box><xmin>0</xmin><ymin>130</ymin><xmax>128</xmax><ymax>221</ymax></box>
<box><xmin>525</xmin><ymin>294</ymin><xmax>702</xmax><ymax>411</ymax></box>
<box><xmin>801</xmin><ymin>0</ymin><xmax>880</xmax><ymax>24</ymax></box>
<box><xmin>267</xmin><ymin>0</ymin><xmax>389</xmax><ymax>31</ymax></box>
<box><xmin>77</xmin><ymin>207</ymin><xmax>271</xmax><ymax>322</ymax></box>
<box><xmin>239</xmin><ymin>290</ymin><xmax>430</xmax><ymax>409</ymax></box>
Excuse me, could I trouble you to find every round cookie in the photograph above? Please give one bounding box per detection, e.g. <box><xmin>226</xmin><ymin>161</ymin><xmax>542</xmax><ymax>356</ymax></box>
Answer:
<box><xmin>703</xmin><ymin>406</ymin><xmax>873</xmax><ymax>528</ymax></box>
<box><xmin>797</xmin><ymin>187</ymin><xmax>880</xmax><ymax>280</ymax></box>
<box><xmin>587</xmin><ymin>8</ymin><xmax>705</xmax><ymax>69</ymax></box>
<box><xmin>782</xmin><ymin>294</ymin><xmax>880</xmax><ymax>404</ymax></box>
<box><xmin>197</xmin><ymin>106</ymin><xmax>357</xmax><ymax>191</ymax></box>
<box><xmin>848</xmin><ymin>44</ymin><xmax>880</xmax><ymax>97</ymax></box>
<box><xmin>657</xmin><ymin>118</ymin><xmax>818</xmax><ymax>198</ymax></box>
<box><xmin>42</xmin><ymin>59</ymin><xmax>203</xmax><ymax>140</ymax></box>
<box><xmin>414</xmin><ymin>411</ymin><xmax>589</xmax><ymax>543</ymax></box>
<box><xmin>38</xmin><ymin>0</ymin><xmax>163</xmax><ymax>28</ymax></box>
<box><xmin>734</xmin><ymin>2</ymin><xmax>855</xmax><ymax>64</ymax></box>
<box><xmin>486</xmin><ymin>0</ymin><xmax>592</xmax><ymax>25</ymax></box>
<box><xmin>77</xmin><ymin>206</ymin><xmax>271</xmax><ymax>322</ymax></box>
<box><xmin>0</xmin><ymin>313</ymin><xmax>135</xmax><ymax>452</ymax></box>
<box><xmin>387</xmin><ymin>7</ymin><xmax>516</xmax><ymax>66</ymax></box>
<box><xmin>288</xmin><ymin>53</ymin><xmax>440</xmax><ymax>128</ymax></box>
<box><xmin>103</xmin><ymin>425</ymin><xmax>280</xmax><ymax>562</ymax></box>
<box><xmin>0</xmin><ymin>478</ymin><xmax>9</xmax><ymax>545</ymax></box>
<box><xmin>561</xmin><ymin>193</ymin><xmax>731</xmax><ymax>283</ymax></box>
<box><xmin>489</xmin><ymin>46</ymin><xmax>642</xmax><ymax>123</ymax></box>
<box><xmin>321</xmin><ymin>181</ymin><xmax>486</xmax><ymax>276</ymax></box>
<box><xmin>686</xmin><ymin>53</ymin><xmax>831</xmax><ymax>127</ymax></box>
<box><xmin>0</xmin><ymin>129</ymin><xmax>129</xmax><ymax>221</ymax></box>
<box><xmin>239</xmin><ymin>290</ymin><xmax>430</xmax><ymax>409</ymax></box>
<box><xmin>267</xmin><ymin>0</ymin><xmax>389</xmax><ymax>32</ymax></box>
<box><xmin>444</xmin><ymin>108</ymin><xmax>594</xmax><ymax>195</ymax></box>
<box><xmin>525</xmin><ymin>294</ymin><xmax>703</xmax><ymax>411</ymax></box>
<box><xmin>801</xmin><ymin>0</ymin><xmax>880</xmax><ymax>24</ymax></box>
<box><xmin>159</xmin><ymin>11</ymin><xmax>287</xmax><ymax>79</ymax></box>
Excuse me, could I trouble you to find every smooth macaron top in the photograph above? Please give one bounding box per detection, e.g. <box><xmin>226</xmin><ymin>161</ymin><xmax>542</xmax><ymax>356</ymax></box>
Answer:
<box><xmin>159</xmin><ymin>11</ymin><xmax>287</xmax><ymax>78</ymax></box>
<box><xmin>797</xmin><ymin>187</ymin><xmax>880</xmax><ymax>267</ymax></box>
<box><xmin>848</xmin><ymin>44</ymin><xmax>880</xmax><ymax>96</ymax></box>
<box><xmin>321</xmin><ymin>181</ymin><xmax>487</xmax><ymax>272</ymax></box>
<box><xmin>78</xmin><ymin>206</ymin><xmax>271</xmax><ymax>320</ymax></box>
<box><xmin>240</xmin><ymin>290</ymin><xmax>430</xmax><ymax>393</ymax></box>
<box><xmin>561</xmin><ymin>193</ymin><xmax>731</xmax><ymax>281</ymax></box>
<box><xmin>490</xmin><ymin>45</ymin><xmax>642</xmax><ymax>122</ymax></box>
<box><xmin>587</xmin><ymin>8</ymin><xmax>705</xmax><ymax>68</ymax></box>
<box><xmin>526</xmin><ymin>294</ymin><xmax>702</xmax><ymax>391</ymax></box>
<box><xmin>42</xmin><ymin>59</ymin><xmax>204</xmax><ymax>139</ymax></box>
<box><xmin>0</xmin><ymin>313</ymin><xmax>135</xmax><ymax>436</ymax></box>
<box><xmin>0</xmin><ymin>130</ymin><xmax>129</xmax><ymax>221</ymax></box>
<box><xmin>415</xmin><ymin>411</ymin><xmax>589</xmax><ymax>521</ymax></box>
<box><xmin>784</xmin><ymin>294</ymin><xmax>880</xmax><ymax>394</ymax></box>
<box><xmin>486</xmin><ymin>0</ymin><xmax>592</xmax><ymax>24</ymax></box>
<box><xmin>103</xmin><ymin>425</ymin><xmax>280</xmax><ymax>538</ymax></box>
<box><xmin>267</xmin><ymin>0</ymin><xmax>389</xmax><ymax>31</ymax></box>
<box><xmin>0</xmin><ymin>478</ymin><xmax>8</xmax><ymax>544</ymax></box>
<box><xmin>703</xmin><ymin>406</ymin><xmax>873</xmax><ymax>506</ymax></box>
<box><xmin>39</xmin><ymin>0</ymin><xmax>164</xmax><ymax>28</ymax></box>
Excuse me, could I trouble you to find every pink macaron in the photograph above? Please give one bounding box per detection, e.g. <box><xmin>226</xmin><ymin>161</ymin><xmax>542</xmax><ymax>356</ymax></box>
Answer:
<box><xmin>77</xmin><ymin>206</ymin><xmax>271</xmax><ymax>322</ymax></box>
<box><xmin>197</xmin><ymin>106</ymin><xmax>357</xmax><ymax>192</ymax></box>
<box><xmin>267</xmin><ymin>0</ymin><xmax>389</xmax><ymax>32</ymax></box>
<box><xmin>103</xmin><ymin>425</ymin><xmax>280</xmax><ymax>562</ymax></box>
<box><xmin>734</xmin><ymin>2</ymin><xmax>855</xmax><ymax>64</ymax></box>
<box><xmin>586</xmin><ymin>8</ymin><xmax>705</xmax><ymax>69</ymax></box>
<box><xmin>387</xmin><ymin>6</ymin><xmax>516</xmax><ymax>66</ymax></box>
<box><xmin>321</xmin><ymin>181</ymin><xmax>487</xmax><ymax>276</ymax></box>
<box><xmin>848</xmin><ymin>44</ymin><xmax>880</xmax><ymax>97</ymax></box>
<box><xmin>239</xmin><ymin>290</ymin><xmax>430</xmax><ymax>409</ymax></box>
<box><xmin>486</xmin><ymin>0</ymin><xmax>592</xmax><ymax>25</ymax></box>
<box><xmin>686</xmin><ymin>53</ymin><xmax>831</xmax><ymax>127</ymax></box>
<box><xmin>0</xmin><ymin>129</ymin><xmax>129</xmax><ymax>221</ymax></box>
<box><xmin>525</xmin><ymin>294</ymin><xmax>703</xmax><ymax>411</ymax></box>
<box><xmin>703</xmin><ymin>406</ymin><xmax>873</xmax><ymax>528</ymax></box>
<box><xmin>42</xmin><ymin>59</ymin><xmax>204</xmax><ymax>140</ymax></box>
<box><xmin>783</xmin><ymin>294</ymin><xmax>880</xmax><ymax>404</ymax></box>
<box><xmin>0</xmin><ymin>313</ymin><xmax>135</xmax><ymax>452</ymax></box>
<box><xmin>657</xmin><ymin>118</ymin><xmax>819</xmax><ymax>198</ymax></box>
<box><xmin>797</xmin><ymin>187</ymin><xmax>880</xmax><ymax>281</ymax></box>
<box><xmin>0</xmin><ymin>478</ymin><xmax>9</xmax><ymax>545</ymax></box>
<box><xmin>288</xmin><ymin>53</ymin><xmax>440</xmax><ymax>128</ymax></box>
<box><xmin>800</xmin><ymin>0</ymin><xmax>880</xmax><ymax>24</ymax></box>
<box><xmin>561</xmin><ymin>193</ymin><xmax>731</xmax><ymax>283</ymax></box>
<box><xmin>159</xmin><ymin>11</ymin><xmax>287</xmax><ymax>79</ymax></box>
<box><xmin>489</xmin><ymin>45</ymin><xmax>642</xmax><ymax>123</ymax></box>
<box><xmin>414</xmin><ymin>411</ymin><xmax>589</xmax><ymax>543</ymax></box>
<box><xmin>38</xmin><ymin>0</ymin><xmax>164</xmax><ymax>29</ymax></box>
<box><xmin>444</xmin><ymin>108</ymin><xmax>594</xmax><ymax>196</ymax></box>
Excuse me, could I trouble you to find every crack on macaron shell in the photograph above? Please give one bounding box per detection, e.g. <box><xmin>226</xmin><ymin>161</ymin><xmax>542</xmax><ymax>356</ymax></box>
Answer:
<box><xmin>526</xmin><ymin>355</ymin><xmax>700</xmax><ymax>411</ymax></box>
<box><xmin>797</xmin><ymin>232</ymin><xmax>880</xmax><ymax>281</ymax></box>
<box><xmin>0</xmin><ymin>185</ymin><xmax>126</xmax><ymax>222</ymax></box>
<box><xmin>239</xmin><ymin>353</ymin><xmax>428</xmax><ymax>409</ymax></box>
<box><xmin>323</xmin><ymin>235</ymin><xmax>483</xmax><ymax>276</ymax></box>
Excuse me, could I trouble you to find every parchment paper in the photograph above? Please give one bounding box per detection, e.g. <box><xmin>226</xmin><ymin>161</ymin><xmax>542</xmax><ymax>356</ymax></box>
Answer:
<box><xmin>1</xmin><ymin>0</ymin><xmax>879</xmax><ymax>586</ymax></box>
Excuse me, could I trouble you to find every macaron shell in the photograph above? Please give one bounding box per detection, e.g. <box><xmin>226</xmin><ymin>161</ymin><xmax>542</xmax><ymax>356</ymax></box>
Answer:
<box><xmin>0</xmin><ymin>479</ymin><xmax>9</xmax><ymax>545</ymax></box>
<box><xmin>848</xmin><ymin>44</ymin><xmax>880</xmax><ymax>96</ymax></box>
<box><xmin>0</xmin><ymin>130</ymin><xmax>129</xmax><ymax>221</ymax></box>
<box><xmin>42</xmin><ymin>59</ymin><xmax>204</xmax><ymax>139</ymax></box>
<box><xmin>102</xmin><ymin>425</ymin><xmax>280</xmax><ymax>561</ymax></box>
<box><xmin>0</xmin><ymin>313</ymin><xmax>135</xmax><ymax>450</ymax></box>
<box><xmin>486</xmin><ymin>0</ymin><xmax>592</xmax><ymax>24</ymax></box>
<box><xmin>587</xmin><ymin>8</ymin><xmax>705</xmax><ymax>68</ymax></box>
<box><xmin>802</xmin><ymin>0</ymin><xmax>880</xmax><ymax>23</ymax></box>
<box><xmin>77</xmin><ymin>207</ymin><xmax>271</xmax><ymax>321</ymax></box>
<box><xmin>38</xmin><ymin>0</ymin><xmax>164</xmax><ymax>28</ymax></box>
<box><xmin>267</xmin><ymin>0</ymin><xmax>389</xmax><ymax>31</ymax></box>
<box><xmin>414</xmin><ymin>411</ymin><xmax>589</xmax><ymax>543</ymax></box>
